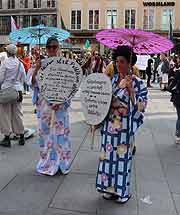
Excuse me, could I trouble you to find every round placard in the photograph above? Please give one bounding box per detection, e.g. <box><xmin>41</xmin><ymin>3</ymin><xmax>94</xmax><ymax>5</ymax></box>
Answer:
<box><xmin>38</xmin><ymin>57</ymin><xmax>83</xmax><ymax>104</ymax></box>
<box><xmin>81</xmin><ymin>73</ymin><xmax>112</xmax><ymax>125</ymax></box>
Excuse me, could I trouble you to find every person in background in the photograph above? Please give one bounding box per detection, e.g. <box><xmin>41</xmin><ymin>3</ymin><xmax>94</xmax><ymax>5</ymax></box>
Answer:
<box><xmin>20</xmin><ymin>51</ymin><xmax>31</xmax><ymax>94</ymax></box>
<box><xmin>82</xmin><ymin>50</ymin><xmax>106</xmax><ymax>75</ymax></box>
<box><xmin>168</xmin><ymin>56</ymin><xmax>180</xmax><ymax>144</ymax></box>
<box><xmin>102</xmin><ymin>54</ymin><xmax>110</xmax><ymax>66</ymax></box>
<box><xmin>73</xmin><ymin>53</ymin><xmax>78</xmax><ymax>61</ymax></box>
<box><xmin>146</xmin><ymin>57</ymin><xmax>154</xmax><ymax>88</ymax></box>
<box><xmin>168</xmin><ymin>57</ymin><xmax>177</xmax><ymax>83</ymax></box>
<box><xmin>160</xmin><ymin>53</ymin><xmax>170</xmax><ymax>91</ymax></box>
<box><xmin>0</xmin><ymin>47</ymin><xmax>8</xmax><ymax>66</ymax></box>
<box><xmin>152</xmin><ymin>54</ymin><xmax>161</xmax><ymax>83</ymax></box>
<box><xmin>0</xmin><ymin>44</ymin><xmax>26</xmax><ymax>147</ymax></box>
<box><xmin>96</xmin><ymin>45</ymin><xmax>148</xmax><ymax>204</ymax></box>
<box><xmin>64</xmin><ymin>51</ymin><xmax>72</xmax><ymax>59</ymax></box>
<box><xmin>92</xmin><ymin>55</ymin><xmax>106</xmax><ymax>73</ymax></box>
<box><xmin>30</xmin><ymin>37</ymin><xmax>72</xmax><ymax>176</ymax></box>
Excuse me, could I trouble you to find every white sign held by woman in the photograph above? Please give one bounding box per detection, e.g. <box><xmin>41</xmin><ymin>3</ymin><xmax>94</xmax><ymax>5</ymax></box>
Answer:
<box><xmin>38</xmin><ymin>57</ymin><xmax>83</xmax><ymax>104</ymax></box>
<box><xmin>81</xmin><ymin>73</ymin><xmax>112</xmax><ymax>125</ymax></box>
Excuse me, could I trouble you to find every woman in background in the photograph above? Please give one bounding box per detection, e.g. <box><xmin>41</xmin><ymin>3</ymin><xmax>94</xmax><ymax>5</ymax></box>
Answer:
<box><xmin>0</xmin><ymin>44</ymin><xmax>26</xmax><ymax>147</ymax></box>
<box><xmin>146</xmin><ymin>58</ymin><xmax>154</xmax><ymax>88</ymax></box>
<box><xmin>168</xmin><ymin>56</ymin><xmax>180</xmax><ymax>144</ymax></box>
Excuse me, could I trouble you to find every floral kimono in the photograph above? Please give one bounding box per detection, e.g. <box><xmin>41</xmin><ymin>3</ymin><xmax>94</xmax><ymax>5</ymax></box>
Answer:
<box><xmin>28</xmin><ymin>69</ymin><xmax>71</xmax><ymax>176</ymax></box>
<box><xmin>96</xmin><ymin>74</ymin><xmax>148</xmax><ymax>201</ymax></box>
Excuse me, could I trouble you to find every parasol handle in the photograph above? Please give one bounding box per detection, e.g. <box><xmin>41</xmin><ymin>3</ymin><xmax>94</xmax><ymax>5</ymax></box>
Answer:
<box><xmin>91</xmin><ymin>125</ymin><xmax>96</xmax><ymax>150</ymax></box>
<box><xmin>50</xmin><ymin>110</ymin><xmax>56</xmax><ymax>129</ymax></box>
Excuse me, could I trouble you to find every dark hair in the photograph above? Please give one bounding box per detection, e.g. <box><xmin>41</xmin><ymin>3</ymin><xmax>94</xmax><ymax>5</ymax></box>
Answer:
<box><xmin>112</xmin><ymin>45</ymin><xmax>137</xmax><ymax>66</ymax></box>
<box><xmin>93</xmin><ymin>56</ymin><xmax>104</xmax><ymax>73</ymax></box>
<box><xmin>93</xmin><ymin>50</ymin><xmax>99</xmax><ymax>56</ymax></box>
<box><xmin>162</xmin><ymin>53</ymin><xmax>167</xmax><ymax>57</ymax></box>
<box><xmin>46</xmin><ymin>37</ymin><xmax>59</xmax><ymax>47</ymax></box>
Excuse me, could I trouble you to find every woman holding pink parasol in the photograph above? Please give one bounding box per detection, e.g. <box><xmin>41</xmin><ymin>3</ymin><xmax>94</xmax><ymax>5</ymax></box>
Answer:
<box><xmin>95</xmin><ymin>45</ymin><xmax>148</xmax><ymax>203</ymax></box>
<box><xmin>95</xmin><ymin>28</ymin><xmax>173</xmax><ymax>203</ymax></box>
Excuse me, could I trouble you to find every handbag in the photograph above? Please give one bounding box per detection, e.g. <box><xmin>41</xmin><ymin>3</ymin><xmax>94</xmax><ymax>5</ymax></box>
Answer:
<box><xmin>0</xmin><ymin>62</ymin><xmax>21</xmax><ymax>104</ymax></box>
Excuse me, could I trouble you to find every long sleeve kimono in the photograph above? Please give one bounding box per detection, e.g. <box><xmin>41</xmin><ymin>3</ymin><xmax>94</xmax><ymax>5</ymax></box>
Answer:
<box><xmin>28</xmin><ymin>68</ymin><xmax>71</xmax><ymax>176</ymax></box>
<box><xmin>96</xmin><ymin>74</ymin><xmax>148</xmax><ymax>201</ymax></box>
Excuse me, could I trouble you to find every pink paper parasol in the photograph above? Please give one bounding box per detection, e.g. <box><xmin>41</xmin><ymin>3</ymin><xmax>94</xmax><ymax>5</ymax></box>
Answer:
<box><xmin>96</xmin><ymin>28</ymin><xmax>174</xmax><ymax>54</ymax></box>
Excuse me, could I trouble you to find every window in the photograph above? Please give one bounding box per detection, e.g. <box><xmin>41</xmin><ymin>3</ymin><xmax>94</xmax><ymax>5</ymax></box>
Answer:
<box><xmin>107</xmin><ymin>10</ymin><xmax>117</xmax><ymax>29</ymax></box>
<box><xmin>0</xmin><ymin>0</ymin><xmax>2</xmax><ymax>9</ymax></box>
<box><xmin>162</xmin><ymin>9</ymin><xmax>174</xmax><ymax>30</ymax></box>
<box><xmin>23</xmin><ymin>16</ymin><xmax>31</xmax><ymax>27</ymax></box>
<box><xmin>47</xmin><ymin>0</ymin><xmax>56</xmax><ymax>8</ymax></box>
<box><xmin>71</xmin><ymin>10</ymin><xmax>81</xmax><ymax>30</ymax></box>
<box><xmin>32</xmin><ymin>15</ymin><xmax>40</xmax><ymax>26</ymax></box>
<box><xmin>20</xmin><ymin>0</ymin><xmax>28</xmax><ymax>8</ymax></box>
<box><xmin>125</xmin><ymin>9</ymin><xmax>136</xmax><ymax>29</ymax></box>
<box><xmin>33</xmin><ymin>0</ymin><xmax>41</xmax><ymax>8</ymax></box>
<box><xmin>89</xmin><ymin>10</ymin><xmax>99</xmax><ymax>30</ymax></box>
<box><xmin>41</xmin><ymin>15</ymin><xmax>57</xmax><ymax>26</ymax></box>
<box><xmin>31</xmin><ymin>15</ymin><xmax>57</xmax><ymax>27</ymax></box>
<box><xmin>0</xmin><ymin>16</ymin><xmax>11</xmax><ymax>35</ymax></box>
<box><xmin>15</xmin><ymin>15</ymin><xmax>31</xmax><ymax>28</ymax></box>
<box><xmin>143</xmin><ymin>8</ymin><xmax>155</xmax><ymax>30</ymax></box>
<box><xmin>8</xmin><ymin>0</ymin><xmax>15</xmax><ymax>9</ymax></box>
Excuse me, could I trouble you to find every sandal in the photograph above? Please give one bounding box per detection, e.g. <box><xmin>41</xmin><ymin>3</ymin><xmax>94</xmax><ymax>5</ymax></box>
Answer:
<box><xmin>115</xmin><ymin>195</ymin><xmax>132</xmax><ymax>204</ymax></box>
<box><xmin>103</xmin><ymin>193</ymin><xmax>119</xmax><ymax>201</ymax></box>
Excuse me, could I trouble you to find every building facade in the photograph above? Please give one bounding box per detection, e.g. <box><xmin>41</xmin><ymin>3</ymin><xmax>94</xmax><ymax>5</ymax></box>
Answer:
<box><xmin>0</xmin><ymin>0</ymin><xmax>60</xmax><ymax>45</ymax></box>
<box><xmin>59</xmin><ymin>0</ymin><xmax>180</xmax><ymax>50</ymax></box>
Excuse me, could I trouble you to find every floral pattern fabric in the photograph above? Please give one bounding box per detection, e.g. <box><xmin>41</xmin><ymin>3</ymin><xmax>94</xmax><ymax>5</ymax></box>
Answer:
<box><xmin>28</xmin><ymin>71</ymin><xmax>71</xmax><ymax>176</ymax></box>
<box><xmin>36</xmin><ymin>98</ymin><xmax>71</xmax><ymax>176</ymax></box>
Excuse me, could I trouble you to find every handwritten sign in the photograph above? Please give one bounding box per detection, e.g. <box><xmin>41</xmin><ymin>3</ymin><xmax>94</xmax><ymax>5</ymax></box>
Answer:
<box><xmin>81</xmin><ymin>73</ymin><xmax>112</xmax><ymax>125</ymax></box>
<box><xmin>136</xmin><ymin>55</ymin><xmax>150</xmax><ymax>70</ymax></box>
<box><xmin>38</xmin><ymin>57</ymin><xmax>83</xmax><ymax>104</ymax></box>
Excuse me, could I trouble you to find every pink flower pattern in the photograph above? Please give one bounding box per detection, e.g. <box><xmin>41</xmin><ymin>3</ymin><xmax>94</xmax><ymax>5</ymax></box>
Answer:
<box><xmin>36</xmin><ymin>97</ymin><xmax>71</xmax><ymax>176</ymax></box>
<box><xmin>106</xmin><ymin>144</ymin><xmax>113</xmax><ymax>152</ymax></box>
<box><xmin>101</xmin><ymin>173</ymin><xmax>108</xmax><ymax>182</ymax></box>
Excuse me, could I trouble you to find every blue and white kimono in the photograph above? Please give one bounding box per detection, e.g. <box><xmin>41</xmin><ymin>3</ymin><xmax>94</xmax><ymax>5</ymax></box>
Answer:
<box><xmin>27</xmin><ymin>67</ymin><xmax>71</xmax><ymax>176</ymax></box>
<box><xmin>96</xmin><ymin>74</ymin><xmax>148</xmax><ymax>201</ymax></box>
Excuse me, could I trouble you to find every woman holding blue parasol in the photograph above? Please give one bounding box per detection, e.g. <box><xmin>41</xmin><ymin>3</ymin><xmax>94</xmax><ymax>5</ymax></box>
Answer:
<box><xmin>30</xmin><ymin>37</ymin><xmax>72</xmax><ymax>176</ymax></box>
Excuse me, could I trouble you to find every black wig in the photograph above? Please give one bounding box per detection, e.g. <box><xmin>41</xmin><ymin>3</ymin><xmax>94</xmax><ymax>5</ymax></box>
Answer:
<box><xmin>112</xmin><ymin>45</ymin><xmax>137</xmax><ymax>66</ymax></box>
<box><xmin>46</xmin><ymin>37</ymin><xmax>59</xmax><ymax>47</ymax></box>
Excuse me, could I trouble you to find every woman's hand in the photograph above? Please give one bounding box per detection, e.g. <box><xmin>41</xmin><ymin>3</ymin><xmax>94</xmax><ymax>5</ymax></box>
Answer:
<box><xmin>90</xmin><ymin>125</ymin><xmax>101</xmax><ymax>133</ymax></box>
<box><xmin>51</xmin><ymin>104</ymin><xmax>62</xmax><ymax>111</ymax></box>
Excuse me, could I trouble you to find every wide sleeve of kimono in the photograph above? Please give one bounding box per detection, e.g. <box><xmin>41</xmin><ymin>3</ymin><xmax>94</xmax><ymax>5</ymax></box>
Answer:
<box><xmin>130</xmin><ymin>78</ymin><xmax>148</xmax><ymax>135</ymax></box>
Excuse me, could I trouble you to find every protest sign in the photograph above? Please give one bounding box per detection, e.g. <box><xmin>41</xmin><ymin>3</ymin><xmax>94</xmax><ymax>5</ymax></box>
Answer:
<box><xmin>38</xmin><ymin>57</ymin><xmax>83</xmax><ymax>104</ymax></box>
<box><xmin>81</xmin><ymin>73</ymin><xmax>112</xmax><ymax>125</ymax></box>
<box><xmin>136</xmin><ymin>55</ymin><xmax>150</xmax><ymax>70</ymax></box>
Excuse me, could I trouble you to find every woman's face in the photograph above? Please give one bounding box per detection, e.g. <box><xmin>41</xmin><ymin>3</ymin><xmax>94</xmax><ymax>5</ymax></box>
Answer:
<box><xmin>46</xmin><ymin>40</ymin><xmax>59</xmax><ymax>57</ymax></box>
<box><xmin>116</xmin><ymin>56</ymin><xmax>129</xmax><ymax>73</ymax></box>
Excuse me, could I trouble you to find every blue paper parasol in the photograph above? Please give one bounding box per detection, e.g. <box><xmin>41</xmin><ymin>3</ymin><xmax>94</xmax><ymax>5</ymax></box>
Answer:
<box><xmin>9</xmin><ymin>25</ymin><xmax>70</xmax><ymax>45</ymax></box>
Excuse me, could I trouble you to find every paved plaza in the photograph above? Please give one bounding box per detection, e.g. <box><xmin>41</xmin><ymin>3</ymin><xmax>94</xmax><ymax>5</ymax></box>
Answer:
<box><xmin>0</xmin><ymin>88</ymin><xmax>180</xmax><ymax>215</ymax></box>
